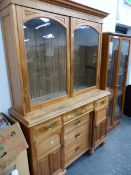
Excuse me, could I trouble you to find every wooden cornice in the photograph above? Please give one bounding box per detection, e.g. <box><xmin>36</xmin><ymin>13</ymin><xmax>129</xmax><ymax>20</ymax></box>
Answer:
<box><xmin>103</xmin><ymin>32</ymin><xmax>131</xmax><ymax>38</ymax></box>
<box><xmin>0</xmin><ymin>0</ymin><xmax>109</xmax><ymax>18</ymax></box>
<box><xmin>39</xmin><ymin>0</ymin><xmax>109</xmax><ymax>18</ymax></box>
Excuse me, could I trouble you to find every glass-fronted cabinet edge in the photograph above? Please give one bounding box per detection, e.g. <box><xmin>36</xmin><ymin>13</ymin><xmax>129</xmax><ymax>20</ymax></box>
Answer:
<box><xmin>16</xmin><ymin>6</ymin><xmax>102</xmax><ymax>112</ymax></box>
<box><xmin>101</xmin><ymin>33</ymin><xmax>131</xmax><ymax>131</ymax></box>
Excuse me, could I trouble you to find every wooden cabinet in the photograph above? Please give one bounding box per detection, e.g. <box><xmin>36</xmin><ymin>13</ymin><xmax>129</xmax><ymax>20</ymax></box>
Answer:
<box><xmin>101</xmin><ymin>32</ymin><xmax>131</xmax><ymax>131</ymax></box>
<box><xmin>0</xmin><ymin>0</ymin><xmax>110</xmax><ymax>174</ymax></box>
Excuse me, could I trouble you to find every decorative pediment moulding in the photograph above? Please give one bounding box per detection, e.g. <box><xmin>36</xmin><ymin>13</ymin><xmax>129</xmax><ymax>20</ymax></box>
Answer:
<box><xmin>0</xmin><ymin>0</ymin><xmax>108</xmax><ymax>19</ymax></box>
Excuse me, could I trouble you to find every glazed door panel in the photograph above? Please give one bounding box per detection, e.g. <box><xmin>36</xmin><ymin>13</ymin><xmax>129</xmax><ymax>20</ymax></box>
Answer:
<box><xmin>106</xmin><ymin>38</ymin><xmax>119</xmax><ymax>128</ymax></box>
<box><xmin>16</xmin><ymin>6</ymin><xmax>70</xmax><ymax>111</ymax></box>
<box><xmin>114</xmin><ymin>40</ymin><xmax>129</xmax><ymax>121</ymax></box>
<box><xmin>71</xmin><ymin>18</ymin><xmax>101</xmax><ymax>95</ymax></box>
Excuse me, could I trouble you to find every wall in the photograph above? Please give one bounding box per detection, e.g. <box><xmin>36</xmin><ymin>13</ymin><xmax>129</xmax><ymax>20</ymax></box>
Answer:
<box><xmin>117</xmin><ymin>0</ymin><xmax>131</xmax><ymax>27</ymax></box>
<box><xmin>0</xmin><ymin>22</ymin><xmax>11</xmax><ymax>113</ymax></box>
<box><xmin>73</xmin><ymin>0</ymin><xmax>118</xmax><ymax>32</ymax></box>
<box><xmin>126</xmin><ymin>28</ymin><xmax>131</xmax><ymax>85</ymax></box>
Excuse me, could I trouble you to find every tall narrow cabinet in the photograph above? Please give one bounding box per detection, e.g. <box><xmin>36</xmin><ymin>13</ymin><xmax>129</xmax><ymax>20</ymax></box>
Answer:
<box><xmin>101</xmin><ymin>32</ymin><xmax>131</xmax><ymax>131</ymax></box>
<box><xmin>0</xmin><ymin>0</ymin><xmax>110</xmax><ymax>174</ymax></box>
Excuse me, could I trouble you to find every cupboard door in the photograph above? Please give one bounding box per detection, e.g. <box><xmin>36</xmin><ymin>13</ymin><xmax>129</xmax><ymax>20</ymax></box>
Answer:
<box><xmin>17</xmin><ymin>6</ymin><xmax>70</xmax><ymax>111</ymax></box>
<box><xmin>114</xmin><ymin>40</ymin><xmax>129</xmax><ymax>121</ymax></box>
<box><xmin>38</xmin><ymin>156</ymin><xmax>50</xmax><ymax>175</ymax></box>
<box><xmin>71</xmin><ymin>18</ymin><xmax>101</xmax><ymax>95</ymax></box>
<box><xmin>106</xmin><ymin>38</ymin><xmax>119</xmax><ymax>128</ymax></box>
<box><xmin>49</xmin><ymin>148</ymin><xmax>61</xmax><ymax>175</ymax></box>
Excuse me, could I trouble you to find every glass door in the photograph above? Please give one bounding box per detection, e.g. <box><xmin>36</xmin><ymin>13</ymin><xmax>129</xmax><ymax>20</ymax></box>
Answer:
<box><xmin>71</xmin><ymin>18</ymin><xmax>100</xmax><ymax>96</ymax></box>
<box><xmin>114</xmin><ymin>40</ymin><xmax>129</xmax><ymax>122</ymax></box>
<box><xmin>17</xmin><ymin>7</ymin><xmax>70</xmax><ymax>111</ymax></box>
<box><xmin>106</xmin><ymin>38</ymin><xmax>119</xmax><ymax>128</ymax></box>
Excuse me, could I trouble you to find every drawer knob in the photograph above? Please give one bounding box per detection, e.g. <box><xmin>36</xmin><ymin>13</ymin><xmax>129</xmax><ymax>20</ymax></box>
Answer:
<box><xmin>101</xmin><ymin>101</ymin><xmax>105</xmax><ymax>104</ymax></box>
<box><xmin>75</xmin><ymin>133</ymin><xmax>80</xmax><ymax>138</ymax></box>
<box><xmin>44</xmin><ymin>123</ymin><xmax>53</xmax><ymax>130</ymax></box>
<box><xmin>51</xmin><ymin>140</ymin><xmax>54</xmax><ymax>144</ymax></box>
<box><xmin>75</xmin><ymin>120</ymin><xmax>81</xmax><ymax>126</ymax></box>
<box><xmin>75</xmin><ymin>147</ymin><xmax>80</xmax><ymax>152</ymax></box>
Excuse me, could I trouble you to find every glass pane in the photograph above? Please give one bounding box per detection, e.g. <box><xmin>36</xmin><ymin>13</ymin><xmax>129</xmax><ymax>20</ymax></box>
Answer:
<box><xmin>73</xmin><ymin>26</ymin><xmax>98</xmax><ymax>92</ymax></box>
<box><xmin>117</xmin><ymin>40</ymin><xmax>129</xmax><ymax>93</ymax></box>
<box><xmin>114</xmin><ymin>94</ymin><xmax>123</xmax><ymax>121</ymax></box>
<box><xmin>106</xmin><ymin>39</ymin><xmax>119</xmax><ymax>93</ymax></box>
<box><xmin>106</xmin><ymin>39</ymin><xmax>119</xmax><ymax>127</ymax></box>
<box><xmin>107</xmin><ymin>97</ymin><xmax>114</xmax><ymax>128</ymax></box>
<box><xmin>114</xmin><ymin>40</ymin><xmax>129</xmax><ymax>121</ymax></box>
<box><xmin>24</xmin><ymin>18</ymin><xmax>67</xmax><ymax>105</ymax></box>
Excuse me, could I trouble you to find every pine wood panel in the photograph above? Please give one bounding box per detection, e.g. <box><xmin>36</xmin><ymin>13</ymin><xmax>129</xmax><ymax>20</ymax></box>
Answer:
<box><xmin>49</xmin><ymin>148</ymin><xmax>61</xmax><ymax>175</ymax></box>
<box><xmin>0</xmin><ymin>5</ymin><xmax>26</xmax><ymax>115</ymax></box>
<box><xmin>92</xmin><ymin>119</ymin><xmax>107</xmax><ymax>150</ymax></box>
<box><xmin>38</xmin><ymin>156</ymin><xmax>50</xmax><ymax>175</ymax></box>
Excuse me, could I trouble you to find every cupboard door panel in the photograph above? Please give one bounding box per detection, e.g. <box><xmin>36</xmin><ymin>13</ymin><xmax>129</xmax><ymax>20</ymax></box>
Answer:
<box><xmin>38</xmin><ymin>156</ymin><xmax>50</xmax><ymax>175</ymax></box>
<box><xmin>49</xmin><ymin>148</ymin><xmax>61</xmax><ymax>175</ymax></box>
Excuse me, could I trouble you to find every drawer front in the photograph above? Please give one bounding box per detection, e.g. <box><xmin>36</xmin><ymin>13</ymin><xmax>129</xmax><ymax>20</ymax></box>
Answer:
<box><xmin>64</xmin><ymin>133</ymin><xmax>90</xmax><ymax>163</ymax></box>
<box><xmin>63</xmin><ymin>103</ymin><xmax>93</xmax><ymax>123</ymax></box>
<box><xmin>37</xmin><ymin>134</ymin><xmax>60</xmax><ymax>157</ymax></box>
<box><xmin>64</xmin><ymin>123</ymin><xmax>90</xmax><ymax>145</ymax></box>
<box><xmin>95</xmin><ymin>108</ymin><xmax>107</xmax><ymax>125</ymax></box>
<box><xmin>95</xmin><ymin>97</ymin><xmax>109</xmax><ymax>111</ymax></box>
<box><xmin>64</xmin><ymin>114</ymin><xmax>90</xmax><ymax>133</ymax></box>
<box><xmin>33</xmin><ymin>117</ymin><xmax>61</xmax><ymax>139</ymax></box>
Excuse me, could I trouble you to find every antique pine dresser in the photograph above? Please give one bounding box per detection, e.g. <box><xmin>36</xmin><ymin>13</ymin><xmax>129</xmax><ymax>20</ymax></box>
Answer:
<box><xmin>0</xmin><ymin>0</ymin><xmax>110</xmax><ymax>174</ymax></box>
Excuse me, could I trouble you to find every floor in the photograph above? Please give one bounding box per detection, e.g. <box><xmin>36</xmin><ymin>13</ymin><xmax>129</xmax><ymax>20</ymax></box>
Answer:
<box><xmin>66</xmin><ymin>116</ymin><xmax>131</xmax><ymax>175</ymax></box>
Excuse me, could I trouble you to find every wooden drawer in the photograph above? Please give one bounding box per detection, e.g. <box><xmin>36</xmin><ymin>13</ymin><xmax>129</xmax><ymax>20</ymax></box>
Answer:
<box><xmin>64</xmin><ymin>133</ymin><xmax>90</xmax><ymax>163</ymax></box>
<box><xmin>63</xmin><ymin>103</ymin><xmax>93</xmax><ymax>123</ymax></box>
<box><xmin>64</xmin><ymin>114</ymin><xmax>90</xmax><ymax>133</ymax></box>
<box><xmin>95</xmin><ymin>108</ymin><xmax>107</xmax><ymax>125</ymax></box>
<box><xmin>33</xmin><ymin>117</ymin><xmax>61</xmax><ymax>139</ymax></box>
<box><xmin>37</xmin><ymin>134</ymin><xmax>60</xmax><ymax>158</ymax></box>
<box><xmin>95</xmin><ymin>97</ymin><xmax>109</xmax><ymax>111</ymax></box>
<box><xmin>64</xmin><ymin>123</ymin><xmax>90</xmax><ymax>145</ymax></box>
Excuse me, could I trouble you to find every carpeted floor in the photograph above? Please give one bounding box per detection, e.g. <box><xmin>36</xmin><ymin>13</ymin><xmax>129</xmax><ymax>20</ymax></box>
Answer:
<box><xmin>66</xmin><ymin>115</ymin><xmax>131</xmax><ymax>175</ymax></box>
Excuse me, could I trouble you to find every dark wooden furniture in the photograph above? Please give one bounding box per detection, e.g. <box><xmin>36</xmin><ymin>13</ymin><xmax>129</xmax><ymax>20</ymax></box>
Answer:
<box><xmin>0</xmin><ymin>0</ymin><xmax>110</xmax><ymax>174</ymax></box>
<box><xmin>101</xmin><ymin>32</ymin><xmax>131</xmax><ymax>131</ymax></box>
